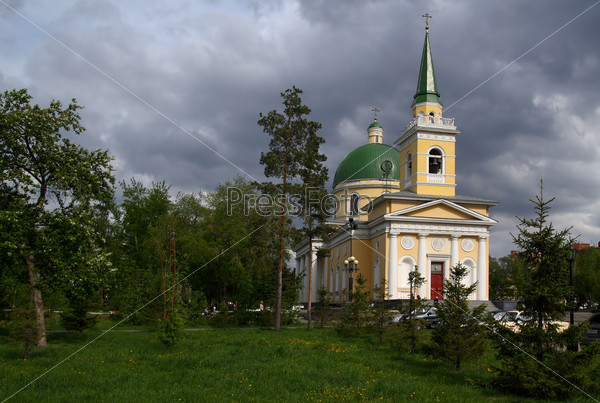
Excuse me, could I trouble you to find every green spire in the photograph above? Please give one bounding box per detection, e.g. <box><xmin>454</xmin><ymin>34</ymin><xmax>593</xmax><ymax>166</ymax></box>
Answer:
<box><xmin>411</xmin><ymin>30</ymin><xmax>442</xmax><ymax>107</ymax></box>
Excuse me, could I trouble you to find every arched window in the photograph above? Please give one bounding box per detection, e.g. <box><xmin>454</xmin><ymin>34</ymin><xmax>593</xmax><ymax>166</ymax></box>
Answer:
<box><xmin>349</xmin><ymin>193</ymin><xmax>360</xmax><ymax>216</ymax></box>
<box><xmin>373</xmin><ymin>258</ymin><xmax>380</xmax><ymax>288</ymax></box>
<box><xmin>428</xmin><ymin>148</ymin><xmax>443</xmax><ymax>174</ymax></box>
<box><xmin>406</xmin><ymin>152</ymin><xmax>413</xmax><ymax>179</ymax></box>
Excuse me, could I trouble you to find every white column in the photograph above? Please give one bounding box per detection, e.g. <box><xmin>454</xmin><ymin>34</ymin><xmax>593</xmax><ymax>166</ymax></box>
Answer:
<box><xmin>329</xmin><ymin>267</ymin><xmax>334</xmax><ymax>294</ymax></box>
<box><xmin>477</xmin><ymin>236</ymin><xmax>488</xmax><ymax>300</ymax></box>
<box><xmin>301</xmin><ymin>255</ymin><xmax>307</xmax><ymax>302</ymax></box>
<box><xmin>374</xmin><ymin>258</ymin><xmax>380</xmax><ymax>289</ymax></box>
<box><xmin>418</xmin><ymin>234</ymin><xmax>428</xmax><ymax>298</ymax></box>
<box><xmin>450</xmin><ymin>235</ymin><xmax>459</xmax><ymax>281</ymax></box>
<box><xmin>388</xmin><ymin>232</ymin><xmax>398</xmax><ymax>299</ymax></box>
<box><xmin>310</xmin><ymin>249</ymin><xmax>318</xmax><ymax>302</ymax></box>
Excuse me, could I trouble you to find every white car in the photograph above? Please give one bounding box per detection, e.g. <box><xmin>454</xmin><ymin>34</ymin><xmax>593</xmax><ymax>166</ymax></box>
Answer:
<box><xmin>499</xmin><ymin>310</ymin><xmax>568</xmax><ymax>332</ymax></box>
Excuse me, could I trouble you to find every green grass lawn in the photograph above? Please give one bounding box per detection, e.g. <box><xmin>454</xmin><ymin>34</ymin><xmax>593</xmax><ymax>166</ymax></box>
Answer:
<box><xmin>0</xmin><ymin>325</ymin><xmax>592</xmax><ymax>402</ymax></box>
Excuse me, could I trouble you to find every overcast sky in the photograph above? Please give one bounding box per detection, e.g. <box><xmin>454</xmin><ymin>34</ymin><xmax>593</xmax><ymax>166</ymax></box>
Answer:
<box><xmin>2</xmin><ymin>0</ymin><xmax>600</xmax><ymax>257</ymax></box>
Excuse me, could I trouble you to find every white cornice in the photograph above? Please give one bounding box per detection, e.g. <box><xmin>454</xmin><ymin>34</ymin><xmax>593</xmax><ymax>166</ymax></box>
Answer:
<box><xmin>396</xmin><ymin>131</ymin><xmax>457</xmax><ymax>150</ymax></box>
<box><xmin>294</xmin><ymin>239</ymin><xmax>324</xmax><ymax>255</ymax></box>
<box><xmin>386</xmin><ymin>199</ymin><xmax>496</xmax><ymax>223</ymax></box>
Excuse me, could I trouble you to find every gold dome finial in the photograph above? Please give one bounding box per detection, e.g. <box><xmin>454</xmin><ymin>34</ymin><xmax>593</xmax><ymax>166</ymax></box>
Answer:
<box><xmin>422</xmin><ymin>13</ymin><xmax>432</xmax><ymax>32</ymax></box>
<box><xmin>372</xmin><ymin>107</ymin><xmax>380</xmax><ymax>122</ymax></box>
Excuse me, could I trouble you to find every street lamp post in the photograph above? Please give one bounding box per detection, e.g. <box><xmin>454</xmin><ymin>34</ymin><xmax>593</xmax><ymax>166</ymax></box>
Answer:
<box><xmin>567</xmin><ymin>247</ymin><xmax>577</xmax><ymax>326</ymax></box>
<box><xmin>344</xmin><ymin>256</ymin><xmax>359</xmax><ymax>299</ymax></box>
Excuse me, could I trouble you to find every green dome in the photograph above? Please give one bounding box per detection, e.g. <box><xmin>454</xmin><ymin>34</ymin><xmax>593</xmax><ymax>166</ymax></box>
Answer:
<box><xmin>368</xmin><ymin>121</ymin><xmax>383</xmax><ymax>129</ymax></box>
<box><xmin>333</xmin><ymin>143</ymin><xmax>401</xmax><ymax>187</ymax></box>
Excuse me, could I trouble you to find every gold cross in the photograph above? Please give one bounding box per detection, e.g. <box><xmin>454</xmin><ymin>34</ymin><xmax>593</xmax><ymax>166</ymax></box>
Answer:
<box><xmin>372</xmin><ymin>107</ymin><xmax>380</xmax><ymax>122</ymax></box>
<box><xmin>422</xmin><ymin>13</ymin><xmax>432</xmax><ymax>31</ymax></box>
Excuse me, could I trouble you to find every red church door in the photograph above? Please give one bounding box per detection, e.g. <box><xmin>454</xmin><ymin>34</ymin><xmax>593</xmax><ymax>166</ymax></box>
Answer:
<box><xmin>430</xmin><ymin>262</ymin><xmax>444</xmax><ymax>300</ymax></box>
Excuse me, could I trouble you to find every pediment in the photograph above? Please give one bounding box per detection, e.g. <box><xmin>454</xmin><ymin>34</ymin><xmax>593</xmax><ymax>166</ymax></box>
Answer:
<box><xmin>385</xmin><ymin>199</ymin><xmax>496</xmax><ymax>224</ymax></box>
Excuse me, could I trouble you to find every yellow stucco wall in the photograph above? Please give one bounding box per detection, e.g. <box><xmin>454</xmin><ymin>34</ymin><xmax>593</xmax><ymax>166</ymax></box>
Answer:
<box><xmin>465</xmin><ymin>205</ymin><xmax>489</xmax><ymax>216</ymax></box>
<box><xmin>412</xmin><ymin>104</ymin><xmax>443</xmax><ymax>117</ymax></box>
<box><xmin>323</xmin><ymin>227</ymin><xmax>490</xmax><ymax>301</ymax></box>
<box><xmin>326</xmin><ymin>234</ymin><xmax>391</xmax><ymax>301</ymax></box>
<box><xmin>333</xmin><ymin>184</ymin><xmax>400</xmax><ymax>221</ymax></box>
<box><xmin>408</xmin><ymin>204</ymin><xmax>473</xmax><ymax>219</ymax></box>
<box><xmin>397</xmin><ymin>136</ymin><xmax>457</xmax><ymax>196</ymax></box>
<box><xmin>368</xmin><ymin>200</ymin><xmax>390</xmax><ymax>220</ymax></box>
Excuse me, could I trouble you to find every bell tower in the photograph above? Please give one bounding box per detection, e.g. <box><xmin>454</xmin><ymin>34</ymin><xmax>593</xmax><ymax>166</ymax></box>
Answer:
<box><xmin>395</xmin><ymin>16</ymin><xmax>460</xmax><ymax>197</ymax></box>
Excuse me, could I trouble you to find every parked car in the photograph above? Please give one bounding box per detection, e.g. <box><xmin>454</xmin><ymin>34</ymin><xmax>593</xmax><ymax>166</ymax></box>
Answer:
<box><xmin>390</xmin><ymin>312</ymin><xmax>405</xmax><ymax>323</ymax></box>
<box><xmin>497</xmin><ymin>310</ymin><xmax>569</xmax><ymax>332</ymax></box>
<box><xmin>494</xmin><ymin>310</ymin><xmax>530</xmax><ymax>331</ymax></box>
<box><xmin>391</xmin><ymin>306</ymin><xmax>438</xmax><ymax>326</ymax></box>
<box><xmin>489</xmin><ymin>310</ymin><xmax>508</xmax><ymax>322</ymax></box>
<box><xmin>500</xmin><ymin>310</ymin><xmax>531</xmax><ymax>323</ymax></box>
<box><xmin>581</xmin><ymin>313</ymin><xmax>600</xmax><ymax>346</ymax></box>
<box><xmin>414</xmin><ymin>306</ymin><xmax>438</xmax><ymax>321</ymax></box>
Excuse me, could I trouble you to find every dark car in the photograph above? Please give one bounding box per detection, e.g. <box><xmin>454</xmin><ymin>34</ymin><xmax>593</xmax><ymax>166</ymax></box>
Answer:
<box><xmin>391</xmin><ymin>306</ymin><xmax>438</xmax><ymax>327</ymax></box>
<box><xmin>414</xmin><ymin>306</ymin><xmax>439</xmax><ymax>328</ymax></box>
<box><xmin>581</xmin><ymin>313</ymin><xmax>600</xmax><ymax>346</ymax></box>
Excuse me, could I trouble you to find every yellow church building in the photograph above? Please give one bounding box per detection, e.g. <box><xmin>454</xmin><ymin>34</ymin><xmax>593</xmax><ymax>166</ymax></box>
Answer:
<box><xmin>295</xmin><ymin>22</ymin><xmax>497</xmax><ymax>303</ymax></box>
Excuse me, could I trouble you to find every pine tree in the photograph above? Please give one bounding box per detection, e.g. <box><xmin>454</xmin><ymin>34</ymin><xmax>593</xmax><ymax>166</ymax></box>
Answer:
<box><xmin>297</xmin><ymin>127</ymin><xmax>328</xmax><ymax>331</ymax></box>
<box><xmin>258</xmin><ymin>87</ymin><xmax>323</xmax><ymax>330</ymax></box>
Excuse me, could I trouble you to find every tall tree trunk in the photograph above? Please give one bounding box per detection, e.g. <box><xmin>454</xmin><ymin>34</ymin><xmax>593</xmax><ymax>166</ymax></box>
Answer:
<box><xmin>275</xmin><ymin>145</ymin><xmax>289</xmax><ymax>331</ymax></box>
<box><xmin>307</xmin><ymin>237</ymin><xmax>313</xmax><ymax>330</ymax></box>
<box><xmin>26</xmin><ymin>251</ymin><xmax>47</xmax><ymax>348</ymax></box>
<box><xmin>275</xmin><ymin>201</ymin><xmax>285</xmax><ymax>330</ymax></box>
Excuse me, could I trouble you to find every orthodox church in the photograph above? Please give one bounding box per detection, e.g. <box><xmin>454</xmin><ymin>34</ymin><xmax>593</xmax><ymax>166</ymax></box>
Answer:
<box><xmin>294</xmin><ymin>21</ymin><xmax>497</xmax><ymax>304</ymax></box>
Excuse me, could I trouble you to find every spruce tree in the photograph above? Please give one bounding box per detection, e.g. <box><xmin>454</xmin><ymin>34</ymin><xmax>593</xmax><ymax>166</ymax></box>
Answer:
<box><xmin>491</xmin><ymin>182</ymin><xmax>599</xmax><ymax>399</ymax></box>
<box><xmin>369</xmin><ymin>279</ymin><xmax>393</xmax><ymax>343</ymax></box>
<box><xmin>511</xmin><ymin>181</ymin><xmax>575</xmax><ymax>359</ymax></box>
<box><xmin>426</xmin><ymin>263</ymin><xmax>487</xmax><ymax>371</ymax></box>
<box><xmin>405</xmin><ymin>267</ymin><xmax>427</xmax><ymax>351</ymax></box>
<box><xmin>315</xmin><ymin>285</ymin><xmax>331</xmax><ymax>328</ymax></box>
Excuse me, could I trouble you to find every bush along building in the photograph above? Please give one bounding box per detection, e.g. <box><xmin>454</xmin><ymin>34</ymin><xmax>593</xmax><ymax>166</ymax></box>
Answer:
<box><xmin>294</xmin><ymin>21</ymin><xmax>497</xmax><ymax>304</ymax></box>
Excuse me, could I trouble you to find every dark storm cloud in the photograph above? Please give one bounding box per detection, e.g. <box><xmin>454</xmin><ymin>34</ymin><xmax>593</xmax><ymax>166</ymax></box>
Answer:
<box><xmin>2</xmin><ymin>0</ymin><xmax>600</xmax><ymax>256</ymax></box>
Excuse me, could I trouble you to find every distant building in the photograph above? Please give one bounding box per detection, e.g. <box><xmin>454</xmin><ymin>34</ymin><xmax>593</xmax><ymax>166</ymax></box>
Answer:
<box><xmin>294</xmin><ymin>22</ymin><xmax>497</xmax><ymax>303</ymax></box>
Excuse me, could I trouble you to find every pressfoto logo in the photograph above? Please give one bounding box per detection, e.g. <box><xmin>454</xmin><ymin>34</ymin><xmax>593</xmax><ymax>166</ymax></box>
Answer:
<box><xmin>226</xmin><ymin>187</ymin><xmax>373</xmax><ymax>217</ymax></box>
